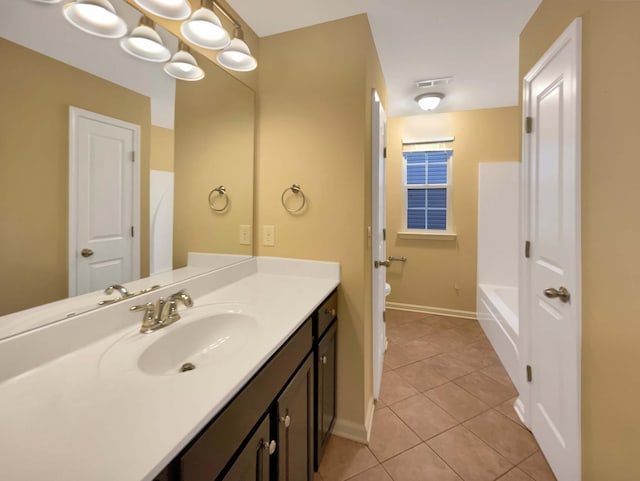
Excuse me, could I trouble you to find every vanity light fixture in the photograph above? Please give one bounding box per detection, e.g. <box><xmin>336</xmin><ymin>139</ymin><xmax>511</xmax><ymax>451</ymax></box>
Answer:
<box><xmin>62</xmin><ymin>0</ymin><xmax>127</xmax><ymax>38</ymax></box>
<box><xmin>134</xmin><ymin>0</ymin><xmax>191</xmax><ymax>21</ymax></box>
<box><xmin>217</xmin><ymin>27</ymin><xmax>257</xmax><ymax>72</ymax></box>
<box><xmin>181</xmin><ymin>0</ymin><xmax>230</xmax><ymax>50</ymax></box>
<box><xmin>164</xmin><ymin>42</ymin><xmax>205</xmax><ymax>81</ymax></box>
<box><xmin>415</xmin><ymin>93</ymin><xmax>445</xmax><ymax>111</ymax></box>
<box><xmin>121</xmin><ymin>17</ymin><xmax>171</xmax><ymax>62</ymax></box>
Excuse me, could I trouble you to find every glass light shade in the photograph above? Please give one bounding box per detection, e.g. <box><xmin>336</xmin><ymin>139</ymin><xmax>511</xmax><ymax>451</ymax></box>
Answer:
<box><xmin>134</xmin><ymin>0</ymin><xmax>191</xmax><ymax>21</ymax></box>
<box><xmin>416</xmin><ymin>93</ymin><xmax>444</xmax><ymax>111</ymax></box>
<box><xmin>121</xmin><ymin>24</ymin><xmax>170</xmax><ymax>62</ymax></box>
<box><xmin>216</xmin><ymin>38</ymin><xmax>257</xmax><ymax>72</ymax></box>
<box><xmin>164</xmin><ymin>50</ymin><xmax>205</xmax><ymax>81</ymax></box>
<box><xmin>63</xmin><ymin>0</ymin><xmax>127</xmax><ymax>38</ymax></box>
<box><xmin>181</xmin><ymin>7</ymin><xmax>230</xmax><ymax>50</ymax></box>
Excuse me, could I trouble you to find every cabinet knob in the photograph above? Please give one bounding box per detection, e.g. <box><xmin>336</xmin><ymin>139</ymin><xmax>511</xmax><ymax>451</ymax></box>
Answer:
<box><xmin>280</xmin><ymin>414</ymin><xmax>291</xmax><ymax>428</ymax></box>
<box><xmin>262</xmin><ymin>439</ymin><xmax>276</xmax><ymax>455</ymax></box>
<box><xmin>324</xmin><ymin>308</ymin><xmax>336</xmax><ymax>317</ymax></box>
<box><xmin>321</xmin><ymin>355</ymin><xmax>328</xmax><ymax>365</ymax></box>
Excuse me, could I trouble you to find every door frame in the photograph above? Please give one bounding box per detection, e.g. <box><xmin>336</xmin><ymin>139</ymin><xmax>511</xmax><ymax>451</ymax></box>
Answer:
<box><xmin>371</xmin><ymin>89</ymin><xmax>387</xmax><ymax>400</ymax></box>
<box><xmin>68</xmin><ymin>106</ymin><xmax>141</xmax><ymax>296</ymax></box>
<box><xmin>520</xmin><ymin>18</ymin><xmax>582</xmax><ymax>479</ymax></box>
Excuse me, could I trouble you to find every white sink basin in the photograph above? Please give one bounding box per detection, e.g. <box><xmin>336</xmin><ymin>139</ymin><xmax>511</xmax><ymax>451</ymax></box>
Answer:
<box><xmin>138</xmin><ymin>312</ymin><xmax>258</xmax><ymax>375</ymax></box>
<box><xmin>99</xmin><ymin>304</ymin><xmax>259</xmax><ymax>377</ymax></box>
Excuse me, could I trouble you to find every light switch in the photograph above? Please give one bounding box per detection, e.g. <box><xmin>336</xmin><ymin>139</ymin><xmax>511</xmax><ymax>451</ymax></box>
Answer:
<box><xmin>239</xmin><ymin>225</ymin><xmax>252</xmax><ymax>245</ymax></box>
<box><xmin>263</xmin><ymin>225</ymin><xmax>275</xmax><ymax>246</ymax></box>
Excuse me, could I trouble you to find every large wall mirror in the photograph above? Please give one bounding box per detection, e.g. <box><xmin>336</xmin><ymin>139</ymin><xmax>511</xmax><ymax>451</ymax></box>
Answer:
<box><xmin>0</xmin><ymin>1</ymin><xmax>255</xmax><ymax>324</ymax></box>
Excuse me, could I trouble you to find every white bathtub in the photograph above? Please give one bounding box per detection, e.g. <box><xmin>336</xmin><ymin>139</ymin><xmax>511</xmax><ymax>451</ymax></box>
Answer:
<box><xmin>477</xmin><ymin>284</ymin><xmax>520</xmax><ymax>387</ymax></box>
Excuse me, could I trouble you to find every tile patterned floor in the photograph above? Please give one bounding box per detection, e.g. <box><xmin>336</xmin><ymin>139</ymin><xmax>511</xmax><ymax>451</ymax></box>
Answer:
<box><xmin>316</xmin><ymin>310</ymin><xmax>557</xmax><ymax>481</ymax></box>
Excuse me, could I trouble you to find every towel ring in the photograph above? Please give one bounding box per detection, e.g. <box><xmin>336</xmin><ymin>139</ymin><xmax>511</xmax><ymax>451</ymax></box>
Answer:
<box><xmin>208</xmin><ymin>185</ymin><xmax>230</xmax><ymax>212</ymax></box>
<box><xmin>281</xmin><ymin>184</ymin><xmax>306</xmax><ymax>213</ymax></box>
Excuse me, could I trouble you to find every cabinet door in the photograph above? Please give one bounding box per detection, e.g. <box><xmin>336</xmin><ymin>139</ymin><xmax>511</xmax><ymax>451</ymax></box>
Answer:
<box><xmin>221</xmin><ymin>415</ymin><xmax>272</xmax><ymax>481</ymax></box>
<box><xmin>277</xmin><ymin>355</ymin><xmax>313</xmax><ymax>481</ymax></box>
<box><xmin>317</xmin><ymin>322</ymin><xmax>336</xmax><ymax>464</ymax></box>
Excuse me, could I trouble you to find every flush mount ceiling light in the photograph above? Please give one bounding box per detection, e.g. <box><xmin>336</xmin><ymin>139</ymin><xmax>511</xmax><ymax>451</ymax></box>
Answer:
<box><xmin>63</xmin><ymin>0</ymin><xmax>127</xmax><ymax>38</ymax></box>
<box><xmin>134</xmin><ymin>0</ymin><xmax>191</xmax><ymax>21</ymax></box>
<box><xmin>415</xmin><ymin>93</ymin><xmax>445</xmax><ymax>111</ymax></box>
<box><xmin>164</xmin><ymin>42</ymin><xmax>205</xmax><ymax>81</ymax></box>
<box><xmin>181</xmin><ymin>0</ymin><xmax>230</xmax><ymax>50</ymax></box>
<box><xmin>217</xmin><ymin>27</ymin><xmax>257</xmax><ymax>72</ymax></box>
<box><xmin>121</xmin><ymin>17</ymin><xmax>170</xmax><ymax>62</ymax></box>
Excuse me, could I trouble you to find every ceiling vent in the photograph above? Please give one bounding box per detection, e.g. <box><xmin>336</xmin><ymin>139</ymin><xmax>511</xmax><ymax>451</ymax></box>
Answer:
<box><xmin>416</xmin><ymin>76</ymin><xmax>453</xmax><ymax>88</ymax></box>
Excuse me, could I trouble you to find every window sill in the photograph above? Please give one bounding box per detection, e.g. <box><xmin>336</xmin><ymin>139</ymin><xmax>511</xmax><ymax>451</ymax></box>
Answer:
<box><xmin>397</xmin><ymin>231</ymin><xmax>457</xmax><ymax>241</ymax></box>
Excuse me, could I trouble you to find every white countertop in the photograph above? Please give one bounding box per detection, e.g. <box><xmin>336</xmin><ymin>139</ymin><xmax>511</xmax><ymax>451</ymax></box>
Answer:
<box><xmin>0</xmin><ymin>257</ymin><xmax>339</xmax><ymax>481</ymax></box>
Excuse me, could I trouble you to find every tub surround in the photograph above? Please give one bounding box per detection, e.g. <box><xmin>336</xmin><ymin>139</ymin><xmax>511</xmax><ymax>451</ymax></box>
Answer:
<box><xmin>476</xmin><ymin>162</ymin><xmax>522</xmax><ymax>407</ymax></box>
<box><xmin>0</xmin><ymin>257</ymin><xmax>339</xmax><ymax>481</ymax></box>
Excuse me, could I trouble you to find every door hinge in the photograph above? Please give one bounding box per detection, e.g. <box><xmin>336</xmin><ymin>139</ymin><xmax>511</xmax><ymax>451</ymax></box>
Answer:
<box><xmin>525</xmin><ymin>116</ymin><xmax>533</xmax><ymax>134</ymax></box>
<box><xmin>130</xmin><ymin>151</ymin><xmax>135</xmax><ymax>162</ymax></box>
<box><xmin>383</xmin><ymin>147</ymin><xmax>387</xmax><ymax>159</ymax></box>
<box><xmin>383</xmin><ymin>228</ymin><xmax>386</xmax><ymax>241</ymax></box>
<box><xmin>525</xmin><ymin>240</ymin><xmax>531</xmax><ymax>258</ymax></box>
<box><xmin>131</xmin><ymin>226</ymin><xmax>134</xmax><ymax>237</ymax></box>
<box><xmin>526</xmin><ymin>365</ymin><xmax>532</xmax><ymax>383</ymax></box>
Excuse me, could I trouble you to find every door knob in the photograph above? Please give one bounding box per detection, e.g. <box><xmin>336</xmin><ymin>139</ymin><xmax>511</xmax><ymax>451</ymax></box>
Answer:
<box><xmin>374</xmin><ymin>259</ymin><xmax>390</xmax><ymax>268</ymax></box>
<box><xmin>262</xmin><ymin>440</ymin><xmax>276</xmax><ymax>455</ymax></box>
<box><xmin>544</xmin><ymin>286</ymin><xmax>571</xmax><ymax>303</ymax></box>
<box><xmin>280</xmin><ymin>414</ymin><xmax>291</xmax><ymax>428</ymax></box>
<box><xmin>81</xmin><ymin>248</ymin><xmax>94</xmax><ymax>258</ymax></box>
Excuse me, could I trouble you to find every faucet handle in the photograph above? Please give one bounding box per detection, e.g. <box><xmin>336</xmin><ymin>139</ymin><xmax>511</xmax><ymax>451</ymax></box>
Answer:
<box><xmin>105</xmin><ymin>284</ymin><xmax>131</xmax><ymax>297</ymax></box>
<box><xmin>130</xmin><ymin>302</ymin><xmax>158</xmax><ymax>333</ymax></box>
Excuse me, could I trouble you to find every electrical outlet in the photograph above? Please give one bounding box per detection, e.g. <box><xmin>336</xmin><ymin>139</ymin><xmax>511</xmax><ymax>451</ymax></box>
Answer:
<box><xmin>239</xmin><ymin>225</ymin><xmax>251</xmax><ymax>245</ymax></box>
<box><xmin>263</xmin><ymin>225</ymin><xmax>275</xmax><ymax>246</ymax></box>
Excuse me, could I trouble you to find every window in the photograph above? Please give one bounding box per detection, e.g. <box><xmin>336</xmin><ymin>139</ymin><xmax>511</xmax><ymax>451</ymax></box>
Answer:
<box><xmin>401</xmin><ymin>141</ymin><xmax>454</xmax><ymax>237</ymax></box>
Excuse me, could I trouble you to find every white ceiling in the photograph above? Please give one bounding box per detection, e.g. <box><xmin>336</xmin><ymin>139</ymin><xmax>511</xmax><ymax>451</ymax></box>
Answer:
<box><xmin>226</xmin><ymin>0</ymin><xmax>541</xmax><ymax>117</ymax></box>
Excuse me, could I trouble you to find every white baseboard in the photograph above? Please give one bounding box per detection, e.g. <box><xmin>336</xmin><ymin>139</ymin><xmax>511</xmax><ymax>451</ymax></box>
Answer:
<box><xmin>386</xmin><ymin>302</ymin><xmax>477</xmax><ymax>320</ymax></box>
<box><xmin>514</xmin><ymin>397</ymin><xmax>530</xmax><ymax>429</ymax></box>
<box><xmin>364</xmin><ymin>397</ymin><xmax>375</xmax><ymax>443</ymax></box>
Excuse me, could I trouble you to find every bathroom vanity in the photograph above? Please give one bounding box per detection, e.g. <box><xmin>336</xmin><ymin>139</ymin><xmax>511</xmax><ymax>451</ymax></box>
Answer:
<box><xmin>0</xmin><ymin>257</ymin><xmax>339</xmax><ymax>481</ymax></box>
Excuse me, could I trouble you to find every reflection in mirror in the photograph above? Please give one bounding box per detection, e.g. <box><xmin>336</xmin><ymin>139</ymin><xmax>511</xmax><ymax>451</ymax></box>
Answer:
<box><xmin>0</xmin><ymin>0</ymin><xmax>254</xmax><ymax>323</ymax></box>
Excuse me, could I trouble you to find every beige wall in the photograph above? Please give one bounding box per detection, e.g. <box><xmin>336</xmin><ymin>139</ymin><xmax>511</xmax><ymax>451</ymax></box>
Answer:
<box><xmin>386</xmin><ymin>108</ymin><xmax>520</xmax><ymax>313</ymax></box>
<box><xmin>173</xmin><ymin>51</ymin><xmax>255</xmax><ymax>267</ymax></box>
<box><xmin>256</xmin><ymin>14</ymin><xmax>386</xmax><ymax>427</ymax></box>
<box><xmin>150</xmin><ymin>126</ymin><xmax>175</xmax><ymax>172</ymax></box>
<box><xmin>521</xmin><ymin>2</ymin><xmax>640</xmax><ymax>479</ymax></box>
<box><xmin>0</xmin><ymin>39</ymin><xmax>150</xmax><ymax>316</ymax></box>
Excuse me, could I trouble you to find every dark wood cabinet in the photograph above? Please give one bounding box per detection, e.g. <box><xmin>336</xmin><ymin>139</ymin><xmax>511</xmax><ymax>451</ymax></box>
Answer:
<box><xmin>316</xmin><ymin>322</ymin><xmax>336</xmax><ymax>465</ymax></box>
<box><xmin>220</xmin><ymin>415</ymin><xmax>272</xmax><ymax>481</ymax></box>
<box><xmin>277</xmin><ymin>355</ymin><xmax>313</xmax><ymax>481</ymax></box>
<box><xmin>159</xmin><ymin>289</ymin><xmax>338</xmax><ymax>481</ymax></box>
<box><xmin>314</xmin><ymin>292</ymin><xmax>338</xmax><ymax>470</ymax></box>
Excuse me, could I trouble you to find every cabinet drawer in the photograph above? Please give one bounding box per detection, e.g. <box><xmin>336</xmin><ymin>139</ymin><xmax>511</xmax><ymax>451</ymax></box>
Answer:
<box><xmin>315</xmin><ymin>291</ymin><xmax>337</xmax><ymax>339</ymax></box>
<box><xmin>180</xmin><ymin>318</ymin><xmax>312</xmax><ymax>481</ymax></box>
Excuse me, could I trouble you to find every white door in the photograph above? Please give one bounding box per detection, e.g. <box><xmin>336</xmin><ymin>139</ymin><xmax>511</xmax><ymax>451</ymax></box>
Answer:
<box><xmin>69</xmin><ymin>107</ymin><xmax>140</xmax><ymax>296</ymax></box>
<box><xmin>522</xmin><ymin>19</ymin><xmax>581</xmax><ymax>481</ymax></box>
<box><xmin>372</xmin><ymin>91</ymin><xmax>387</xmax><ymax>399</ymax></box>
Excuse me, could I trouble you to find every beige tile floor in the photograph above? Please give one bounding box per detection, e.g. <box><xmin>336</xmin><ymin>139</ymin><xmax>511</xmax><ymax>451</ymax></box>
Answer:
<box><xmin>316</xmin><ymin>309</ymin><xmax>558</xmax><ymax>481</ymax></box>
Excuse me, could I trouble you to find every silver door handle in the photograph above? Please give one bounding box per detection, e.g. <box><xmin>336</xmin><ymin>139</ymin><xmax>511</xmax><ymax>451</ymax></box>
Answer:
<box><xmin>81</xmin><ymin>248</ymin><xmax>94</xmax><ymax>258</ymax></box>
<box><xmin>544</xmin><ymin>286</ymin><xmax>571</xmax><ymax>303</ymax></box>
<box><xmin>374</xmin><ymin>260</ymin><xmax>390</xmax><ymax>268</ymax></box>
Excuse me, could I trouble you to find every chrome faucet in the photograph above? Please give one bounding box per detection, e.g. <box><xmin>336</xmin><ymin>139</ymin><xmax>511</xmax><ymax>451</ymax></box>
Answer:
<box><xmin>130</xmin><ymin>289</ymin><xmax>194</xmax><ymax>333</ymax></box>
